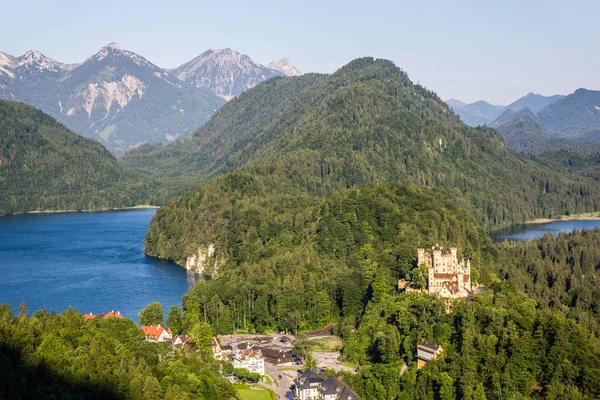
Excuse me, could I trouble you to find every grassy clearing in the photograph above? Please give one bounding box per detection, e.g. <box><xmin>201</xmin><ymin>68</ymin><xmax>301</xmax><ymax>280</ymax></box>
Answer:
<box><xmin>236</xmin><ymin>386</ymin><xmax>276</xmax><ymax>400</ymax></box>
<box><xmin>307</xmin><ymin>336</ymin><xmax>343</xmax><ymax>352</ymax></box>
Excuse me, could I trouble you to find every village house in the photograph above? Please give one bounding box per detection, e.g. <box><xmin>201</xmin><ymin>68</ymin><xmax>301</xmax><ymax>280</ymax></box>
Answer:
<box><xmin>417</xmin><ymin>244</ymin><xmax>472</xmax><ymax>299</ymax></box>
<box><xmin>141</xmin><ymin>324</ymin><xmax>173</xmax><ymax>342</ymax></box>
<box><xmin>416</xmin><ymin>341</ymin><xmax>444</xmax><ymax>369</ymax></box>
<box><xmin>171</xmin><ymin>335</ymin><xmax>191</xmax><ymax>347</ymax></box>
<box><xmin>257</xmin><ymin>345</ymin><xmax>293</xmax><ymax>365</ymax></box>
<box><xmin>221</xmin><ymin>341</ymin><xmax>248</xmax><ymax>357</ymax></box>
<box><xmin>232</xmin><ymin>348</ymin><xmax>265</xmax><ymax>375</ymax></box>
<box><xmin>294</xmin><ymin>369</ymin><xmax>358</xmax><ymax>400</ymax></box>
<box><xmin>83</xmin><ymin>310</ymin><xmax>124</xmax><ymax>320</ymax></box>
<box><xmin>211</xmin><ymin>337</ymin><xmax>223</xmax><ymax>359</ymax></box>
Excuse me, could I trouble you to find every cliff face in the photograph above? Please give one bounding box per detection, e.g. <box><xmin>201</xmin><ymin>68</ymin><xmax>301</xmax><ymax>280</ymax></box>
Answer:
<box><xmin>185</xmin><ymin>244</ymin><xmax>219</xmax><ymax>275</ymax></box>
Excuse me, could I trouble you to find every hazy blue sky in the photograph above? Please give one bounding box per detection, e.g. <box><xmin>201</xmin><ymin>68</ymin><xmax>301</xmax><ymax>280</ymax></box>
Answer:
<box><xmin>1</xmin><ymin>0</ymin><xmax>598</xmax><ymax>104</ymax></box>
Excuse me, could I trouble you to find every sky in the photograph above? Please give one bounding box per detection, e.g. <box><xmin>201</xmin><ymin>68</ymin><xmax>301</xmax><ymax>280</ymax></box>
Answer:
<box><xmin>1</xmin><ymin>0</ymin><xmax>598</xmax><ymax>104</ymax></box>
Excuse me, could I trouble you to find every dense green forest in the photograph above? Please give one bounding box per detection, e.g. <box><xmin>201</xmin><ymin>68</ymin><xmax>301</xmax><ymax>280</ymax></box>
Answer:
<box><xmin>0</xmin><ymin>305</ymin><xmax>236</xmax><ymax>399</ymax></box>
<box><xmin>131</xmin><ymin>58</ymin><xmax>600</xmax><ymax>234</ymax></box>
<box><xmin>0</xmin><ymin>101</ymin><xmax>160</xmax><ymax>214</ymax></box>
<box><xmin>163</xmin><ymin>183</ymin><xmax>493</xmax><ymax>334</ymax></box>
<box><xmin>161</xmin><ymin>185</ymin><xmax>600</xmax><ymax>399</ymax></box>
<box><xmin>342</xmin><ymin>287</ymin><xmax>600</xmax><ymax>399</ymax></box>
<box><xmin>144</xmin><ymin>58</ymin><xmax>600</xmax><ymax>287</ymax></box>
<box><xmin>490</xmin><ymin>228</ymin><xmax>600</xmax><ymax>336</ymax></box>
<box><xmin>338</xmin><ymin>229</ymin><xmax>600</xmax><ymax>399</ymax></box>
<box><xmin>494</xmin><ymin>117</ymin><xmax>600</xmax><ymax>154</ymax></box>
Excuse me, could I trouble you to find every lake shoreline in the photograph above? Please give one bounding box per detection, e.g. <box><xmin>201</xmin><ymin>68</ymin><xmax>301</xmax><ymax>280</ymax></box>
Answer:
<box><xmin>22</xmin><ymin>205</ymin><xmax>159</xmax><ymax>215</ymax></box>
<box><xmin>525</xmin><ymin>213</ymin><xmax>600</xmax><ymax>225</ymax></box>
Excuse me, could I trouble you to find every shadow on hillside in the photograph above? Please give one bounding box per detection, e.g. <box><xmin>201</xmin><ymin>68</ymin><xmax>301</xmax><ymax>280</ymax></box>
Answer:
<box><xmin>0</xmin><ymin>343</ymin><xmax>124</xmax><ymax>400</ymax></box>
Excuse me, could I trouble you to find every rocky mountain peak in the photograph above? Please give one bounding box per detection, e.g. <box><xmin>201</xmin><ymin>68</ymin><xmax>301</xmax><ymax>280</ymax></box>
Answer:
<box><xmin>17</xmin><ymin>50</ymin><xmax>61</xmax><ymax>72</ymax></box>
<box><xmin>268</xmin><ymin>58</ymin><xmax>301</xmax><ymax>76</ymax></box>
<box><xmin>172</xmin><ymin>48</ymin><xmax>284</xmax><ymax>101</ymax></box>
<box><xmin>105</xmin><ymin>42</ymin><xmax>122</xmax><ymax>50</ymax></box>
<box><xmin>0</xmin><ymin>52</ymin><xmax>16</xmax><ymax>78</ymax></box>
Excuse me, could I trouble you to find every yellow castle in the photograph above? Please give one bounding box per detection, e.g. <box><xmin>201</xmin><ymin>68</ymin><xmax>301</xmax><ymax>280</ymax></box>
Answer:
<box><xmin>417</xmin><ymin>244</ymin><xmax>472</xmax><ymax>299</ymax></box>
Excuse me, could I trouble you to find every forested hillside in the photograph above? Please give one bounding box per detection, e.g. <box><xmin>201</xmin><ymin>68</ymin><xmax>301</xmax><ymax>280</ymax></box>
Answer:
<box><xmin>0</xmin><ymin>101</ymin><xmax>156</xmax><ymax>214</ymax></box>
<box><xmin>144</xmin><ymin>58</ymin><xmax>600</xmax><ymax>274</ymax></box>
<box><xmin>494</xmin><ymin>117</ymin><xmax>600</xmax><ymax>154</ymax></box>
<box><xmin>492</xmin><ymin>228</ymin><xmax>600</xmax><ymax>336</ymax></box>
<box><xmin>167</xmin><ymin>184</ymin><xmax>493</xmax><ymax>333</ymax></box>
<box><xmin>342</xmin><ymin>287</ymin><xmax>600</xmax><ymax>399</ymax></box>
<box><xmin>165</xmin><ymin>184</ymin><xmax>600</xmax><ymax>399</ymax></box>
<box><xmin>121</xmin><ymin>73</ymin><xmax>324</xmax><ymax>180</ymax></box>
<box><xmin>139</xmin><ymin>59</ymin><xmax>600</xmax><ymax>399</ymax></box>
<box><xmin>0</xmin><ymin>305</ymin><xmax>235</xmax><ymax>399</ymax></box>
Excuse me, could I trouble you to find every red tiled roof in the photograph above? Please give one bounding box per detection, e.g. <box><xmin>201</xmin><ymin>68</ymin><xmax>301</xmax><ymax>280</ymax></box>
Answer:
<box><xmin>236</xmin><ymin>348</ymin><xmax>263</xmax><ymax>361</ymax></box>
<box><xmin>103</xmin><ymin>310</ymin><xmax>123</xmax><ymax>319</ymax></box>
<box><xmin>84</xmin><ymin>310</ymin><xmax>123</xmax><ymax>320</ymax></box>
<box><xmin>141</xmin><ymin>325</ymin><xmax>172</xmax><ymax>340</ymax></box>
<box><xmin>434</xmin><ymin>273</ymin><xmax>457</xmax><ymax>280</ymax></box>
<box><xmin>172</xmin><ymin>335</ymin><xmax>191</xmax><ymax>345</ymax></box>
<box><xmin>442</xmin><ymin>281</ymin><xmax>460</xmax><ymax>294</ymax></box>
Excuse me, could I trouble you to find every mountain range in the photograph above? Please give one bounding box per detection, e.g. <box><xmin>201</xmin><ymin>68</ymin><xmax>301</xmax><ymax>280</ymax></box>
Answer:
<box><xmin>446</xmin><ymin>92</ymin><xmax>565</xmax><ymax>128</ymax></box>
<box><xmin>448</xmin><ymin>90</ymin><xmax>600</xmax><ymax>154</ymax></box>
<box><xmin>490</xmin><ymin>89</ymin><xmax>600</xmax><ymax>153</ymax></box>
<box><xmin>0</xmin><ymin>44</ymin><xmax>300</xmax><ymax>155</ymax></box>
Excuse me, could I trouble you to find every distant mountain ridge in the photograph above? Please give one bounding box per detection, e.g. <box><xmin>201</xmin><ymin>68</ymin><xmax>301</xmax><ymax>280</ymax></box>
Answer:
<box><xmin>446</xmin><ymin>99</ymin><xmax>504</xmax><ymax>126</ymax></box>
<box><xmin>505</xmin><ymin>92</ymin><xmax>565</xmax><ymax>113</ymax></box>
<box><xmin>488</xmin><ymin>89</ymin><xmax>600</xmax><ymax>153</ymax></box>
<box><xmin>268</xmin><ymin>58</ymin><xmax>302</xmax><ymax>76</ymax></box>
<box><xmin>0</xmin><ymin>44</ymin><xmax>300</xmax><ymax>154</ymax></box>
<box><xmin>446</xmin><ymin>93</ymin><xmax>563</xmax><ymax>127</ymax></box>
<box><xmin>0</xmin><ymin>43</ymin><xmax>224</xmax><ymax>155</ymax></box>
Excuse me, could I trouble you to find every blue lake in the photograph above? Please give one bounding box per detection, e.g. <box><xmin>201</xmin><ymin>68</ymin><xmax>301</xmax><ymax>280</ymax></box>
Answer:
<box><xmin>490</xmin><ymin>219</ymin><xmax>600</xmax><ymax>242</ymax></box>
<box><xmin>0</xmin><ymin>209</ymin><xmax>199</xmax><ymax>320</ymax></box>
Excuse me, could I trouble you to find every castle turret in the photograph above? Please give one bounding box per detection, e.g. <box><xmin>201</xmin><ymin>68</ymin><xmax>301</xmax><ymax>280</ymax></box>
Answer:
<box><xmin>417</xmin><ymin>248</ymin><xmax>425</xmax><ymax>267</ymax></box>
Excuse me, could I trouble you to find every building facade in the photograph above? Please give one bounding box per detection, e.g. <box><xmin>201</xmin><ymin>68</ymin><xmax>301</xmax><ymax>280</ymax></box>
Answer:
<box><xmin>417</xmin><ymin>341</ymin><xmax>443</xmax><ymax>369</ymax></box>
<box><xmin>233</xmin><ymin>348</ymin><xmax>265</xmax><ymax>375</ymax></box>
<box><xmin>294</xmin><ymin>369</ymin><xmax>358</xmax><ymax>400</ymax></box>
<box><xmin>417</xmin><ymin>245</ymin><xmax>472</xmax><ymax>298</ymax></box>
<box><xmin>141</xmin><ymin>324</ymin><xmax>173</xmax><ymax>342</ymax></box>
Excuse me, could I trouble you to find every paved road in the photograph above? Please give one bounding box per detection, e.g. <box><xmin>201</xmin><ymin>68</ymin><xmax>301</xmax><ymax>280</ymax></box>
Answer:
<box><xmin>261</xmin><ymin>362</ymin><xmax>295</xmax><ymax>400</ymax></box>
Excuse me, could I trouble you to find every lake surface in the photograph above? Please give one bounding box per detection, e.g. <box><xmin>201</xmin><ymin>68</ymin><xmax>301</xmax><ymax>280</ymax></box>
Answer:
<box><xmin>0</xmin><ymin>209</ymin><xmax>200</xmax><ymax>320</ymax></box>
<box><xmin>490</xmin><ymin>219</ymin><xmax>600</xmax><ymax>242</ymax></box>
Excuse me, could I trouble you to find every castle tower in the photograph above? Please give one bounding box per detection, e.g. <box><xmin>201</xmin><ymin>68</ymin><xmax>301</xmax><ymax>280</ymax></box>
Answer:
<box><xmin>417</xmin><ymin>248</ymin><xmax>425</xmax><ymax>267</ymax></box>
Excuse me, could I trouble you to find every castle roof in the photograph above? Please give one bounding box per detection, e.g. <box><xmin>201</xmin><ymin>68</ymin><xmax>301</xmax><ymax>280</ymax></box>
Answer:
<box><xmin>434</xmin><ymin>273</ymin><xmax>458</xmax><ymax>280</ymax></box>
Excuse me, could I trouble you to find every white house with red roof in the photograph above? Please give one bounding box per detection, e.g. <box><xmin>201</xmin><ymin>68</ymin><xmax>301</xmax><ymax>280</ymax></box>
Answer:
<box><xmin>233</xmin><ymin>348</ymin><xmax>265</xmax><ymax>375</ymax></box>
<box><xmin>141</xmin><ymin>324</ymin><xmax>173</xmax><ymax>342</ymax></box>
<box><xmin>171</xmin><ymin>335</ymin><xmax>191</xmax><ymax>347</ymax></box>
